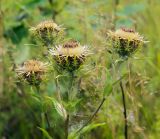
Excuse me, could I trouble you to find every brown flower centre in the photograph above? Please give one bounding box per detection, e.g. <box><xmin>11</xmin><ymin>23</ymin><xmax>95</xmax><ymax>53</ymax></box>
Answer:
<box><xmin>63</xmin><ymin>40</ymin><xmax>79</xmax><ymax>48</ymax></box>
<box><xmin>121</xmin><ymin>27</ymin><xmax>135</xmax><ymax>33</ymax></box>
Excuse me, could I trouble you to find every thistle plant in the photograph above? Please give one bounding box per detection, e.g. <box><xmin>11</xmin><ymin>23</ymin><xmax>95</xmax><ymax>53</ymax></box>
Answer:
<box><xmin>49</xmin><ymin>39</ymin><xmax>90</xmax><ymax>138</ymax></box>
<box><xmin>15</xmin><ymin>18</ymin><xmax>147</xmax><ymax>139</ymax></box>
<box><xmin>108</xmin><ymin>27</ymin><xmax>146</xmax><ymax>139</ymax></box>
<box><xmin>15</xmin><ymin>19</ymin><xmax>91</xmax><ymax>139</ymax></box>
<box><xmin>1</xmin><ymin>0</ymin><xmax>156</xmax><ymax>138</ymax></box>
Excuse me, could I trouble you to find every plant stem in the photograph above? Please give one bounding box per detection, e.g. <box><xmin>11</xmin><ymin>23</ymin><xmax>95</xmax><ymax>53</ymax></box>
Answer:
<box><xmin>117</xmin><ymin>60</ymin><xmax>128</xmax><ymax>139</ymax></box>
<box><xmin>44</xmin><ymin>112</ymin><xmax>51</xmax><ymax>129</ymax></box>
<box><xmin>65</xmin><ymin>114</ymin><xmax>69</xmax><ymax>139</ymax></box>
<box><xmin>35</xmin><ymin>85</ymin><xmax>51</xmax><ymax>129</ymax></box>
<box><xmin>64</xmin><ymin>72</ymin><xmax>74</xmax><ymax>139</ymax></box>
<box><xmin>0</xmin><ymin>5</ymin><xmax>3</xmax><ymax>96</ymax></box>
<box><xmin>113</xmin><ymin>0</ymin><xmax>119</xmax><ymax>29</ymax></box>
<box><xmin>68</xmin><ymin>72</ymin><xmax>74</xmax><ymax>101</ymax></box>
<box><xmin>35</xmin><ymin>85</ymin><xmax>40</xmax><ymax>94</ymax></box>
<box><xmin>76</xmin><ymin>97</ymin><xmax>106</xmax><ymax>134</ymax></box>
<box><xmin>120</xmin><ymin>81</ymin><xmax>128</xmax><ymax>139</ymax></box>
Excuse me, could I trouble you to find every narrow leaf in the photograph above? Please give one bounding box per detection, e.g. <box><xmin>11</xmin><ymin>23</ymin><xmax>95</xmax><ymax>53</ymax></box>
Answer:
<box><xmin>37</xmin><ymin>127</ymin><xmax>52</xmax><ymax>139</ymax></box>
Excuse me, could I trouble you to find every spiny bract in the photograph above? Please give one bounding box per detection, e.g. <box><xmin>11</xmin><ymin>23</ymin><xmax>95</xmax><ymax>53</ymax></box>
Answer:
<box><xmin>108</xmin><ymin>28</ymin><xmax>145</xmax><ymax>57</ymax></box>
<box><xmin>49</xmin><ymin>40</ymin><xmax>89</xmax><ymax>72</ymax></box>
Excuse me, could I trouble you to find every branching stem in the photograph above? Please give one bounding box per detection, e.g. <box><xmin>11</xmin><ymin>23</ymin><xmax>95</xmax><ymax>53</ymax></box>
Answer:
<box><xmin>76</xmin><ymin>97</ymin><xmax>106</xmax><ymax>134</ymax></box>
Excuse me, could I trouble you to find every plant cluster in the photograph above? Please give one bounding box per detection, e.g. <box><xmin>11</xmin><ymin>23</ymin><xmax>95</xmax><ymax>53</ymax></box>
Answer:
<box><xmin>14</xmin><ymin>19</ymin><xmax>146</xmax><ymax>139</ymax></box>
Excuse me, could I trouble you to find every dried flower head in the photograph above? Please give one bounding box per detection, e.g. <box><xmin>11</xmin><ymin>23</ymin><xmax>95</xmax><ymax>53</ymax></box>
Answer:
<box><xmin>30</xmin><ymin>20</ymin><xmax>64</xmax><ymax>46</ymax></box>
<box><xmin>49</xmin><ymin>40</ymin><xmax>89</xmax><ymax>72</ymax></box>
<box><xmin>108</xmin><ymin>28</ymin><xmax>145</xmax><ymax>57</ymax></box>
<box><xmin>16</xmin><ymin>60</ymin><xmax>48</xmax><ymax>85</ymax></box>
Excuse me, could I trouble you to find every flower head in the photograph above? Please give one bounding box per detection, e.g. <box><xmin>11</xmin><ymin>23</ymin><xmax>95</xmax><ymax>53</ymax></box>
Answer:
<box><xmin>30</xmin><ymin>20</ymin><xmax>64</xmax><ymax>46</ymax></box>
<box><xmin>16</xmin><ymin>60</ymin><xmax>48</xmax><ymax>85</ymax></box>
<box><xmin>108</xmin><ymin>28</ymin><xmax>145</xmax><ymax>57</ymax></box>
<box><xmin>49</xmin><ymin>40</ymin><xmax>89</xmax><ymax>72</ymax></box>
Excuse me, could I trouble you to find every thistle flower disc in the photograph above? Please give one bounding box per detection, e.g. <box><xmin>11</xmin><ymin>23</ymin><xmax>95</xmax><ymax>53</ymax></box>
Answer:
<box><xmin>49</xmin><ymin>40</ymin><xmax>89</xmax><ymax>72</ymax></box>
<box><xmin>16</xmin><ymin>60</ymin><xmax>48</xmax><ymax>85</ymax></box>
<box><xmin>108</xmin><ymin>28</ymin><xmax>145</xmax><ymax>57</ymax></box>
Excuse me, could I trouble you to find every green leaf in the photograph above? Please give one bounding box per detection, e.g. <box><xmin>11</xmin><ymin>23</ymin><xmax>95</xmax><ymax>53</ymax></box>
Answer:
<box><xmin>37</xmin><ymin>127</ymin><xmax>52</xmax><ymax>139</ymax></box>
<box><xmin>66</xmin><ymin>99</ymin><xmax>82</xmax><ymax>112</ymax></box>
<box><xmin>4</xmin><ymin>24</ymin><xmax>28</xmax><ymax>44</ymax></box>
<box><xmin>69</xmin><ymin>123</ymin><xmax>106</xmax><ymax>139</ymax></box>
<box><xmin>24</xmin><ymin>0</ymin><xmax>46</xmax><ymax>8</ymax></box>
<box><xmin>54</xmin><ymin>100</ymin><xmax>67</xmax><ymax>120</ymax></box>
<box><xmin>45</xmin><ymin>96</ymin><xmax>67</xmax><ymax>120</ymax></box>
<box><xmin>104</xmin><ymin>84</ymin><xmax>113</xmax><ymax>96</ymax></box>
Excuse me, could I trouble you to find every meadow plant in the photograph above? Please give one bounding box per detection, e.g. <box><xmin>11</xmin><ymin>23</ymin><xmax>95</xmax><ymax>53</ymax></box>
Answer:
<box><xmin>108</xmin><ymin>27</ymin><xmax>146</xmax><ymax>139</ymax></box>
<box><xmin>15</xmin><ymin>19</ymin><xmax>147</xmax><ymax>139</ymax></box>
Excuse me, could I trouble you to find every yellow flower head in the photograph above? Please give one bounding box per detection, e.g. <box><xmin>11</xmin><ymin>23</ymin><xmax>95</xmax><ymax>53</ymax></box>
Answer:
<box><xmin>30</xmin><ymin>20</ymin><xmax>64</xmax><ymax>46</ymax></box>
<box><xmin>32</xmin><ymin>20</ymin><xmax>60</xmax><ymax>33</ymax></box>
<box><xmin>49</xmin><ymin>40</ymin><xmax>89</xmax><ymax>72</ymax></box>
<box><xmin>108</xmin><ymin>28</ymin><xmax>145</xmax><ymax>57</ymax></box>
<box><xmin>16</xmin><ymin>60</ymin><xmax>48</xmax><ymax>85</ymax></box>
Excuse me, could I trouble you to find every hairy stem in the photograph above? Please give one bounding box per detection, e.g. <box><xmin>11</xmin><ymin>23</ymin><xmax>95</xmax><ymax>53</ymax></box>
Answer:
<box><xmin>120</xmin><ymin>81</ymin><xmax>128</xmax><ymax>139</ymax></box>
<box><xmin>65</xmin><ymin>72</ymin><xmax>74</xmax><ymax>139</ymax></box>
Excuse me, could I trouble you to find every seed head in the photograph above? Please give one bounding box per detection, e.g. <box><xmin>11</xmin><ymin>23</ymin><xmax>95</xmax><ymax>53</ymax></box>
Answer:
<box><xmin>49</xmin><ymin>40</ymin><xmax>89</xmax><ymax>72</ymax></box>
<box><xmin>16</xmin><ymin>60</ymin><xmax>48</xmax><ymax>85</ymax></box>
<box><xmin>30</xmin><ymin>20</ymin><xmax>64</xmax><ymax>46</ymax></box>
<box><xmin>108</xmin><ymin>28</ymin><xmax>145</xmax><ymax>57</ymax></box>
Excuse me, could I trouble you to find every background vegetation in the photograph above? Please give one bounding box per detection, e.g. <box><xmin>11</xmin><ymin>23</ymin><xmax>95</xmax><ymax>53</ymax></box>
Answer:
<box><xmin>0</xmin><ymin>0</ymin><xmax>160</xmax><ymax>139</ymax></box>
